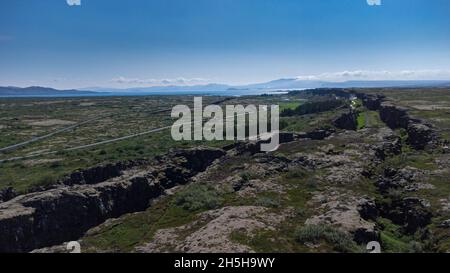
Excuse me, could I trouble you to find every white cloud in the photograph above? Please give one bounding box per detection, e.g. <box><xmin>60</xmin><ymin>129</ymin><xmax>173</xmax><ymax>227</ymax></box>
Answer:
<box><xmin>296</xmin><ymin>70</ymin><xmax>450</xmax><ymax>82</ymax></box>
<box><xmin>111</xmin><ymin>77</ymin><xmax>210</xmax><ymax>86</ymax></box>
<box><xmin>67</xmin><ymin>0</ymin><xmax>81</xmax><ymax>6</ymax></box>
<box><xmin>367</xmin><ymin>0</ymin><xmax>381</xmax><ymax>6</ymax></box>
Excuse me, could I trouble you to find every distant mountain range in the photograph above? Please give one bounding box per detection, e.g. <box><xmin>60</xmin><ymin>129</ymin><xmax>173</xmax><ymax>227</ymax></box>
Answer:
<box><xmin>85</xmin><ymin>79</ymin><xmax>450</xmax><ymax>93</ymax></box>
<box><xmin>2</xmin><ymin>79</ymin><xmax>450</xmax><ymax>97</ymax></box>
<box><xmin>0</xmin><ymin>86</ymin><xmax>96</xmax><ymax>97</ymax></box>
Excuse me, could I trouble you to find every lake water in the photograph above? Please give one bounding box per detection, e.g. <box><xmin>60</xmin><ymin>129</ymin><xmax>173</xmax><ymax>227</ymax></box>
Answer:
<box><xmin>0</xmin><ymin>90</ymin><xmax>290</xmax><ymax>98</ymax></box>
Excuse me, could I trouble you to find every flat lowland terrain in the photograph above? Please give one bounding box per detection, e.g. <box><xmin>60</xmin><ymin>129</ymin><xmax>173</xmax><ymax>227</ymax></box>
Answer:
<box><xmin>0</xmin><ymin>88</ymin><xmax>449</xmax><ymax>253</ymax></box>
<box><xmin>0</xmin><ymin>96</ymin><xmax>230</xmax><ymax>192</ymax></box>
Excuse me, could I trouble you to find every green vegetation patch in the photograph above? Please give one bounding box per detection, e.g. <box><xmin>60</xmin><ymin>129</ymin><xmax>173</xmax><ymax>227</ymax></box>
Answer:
<box><xmin>357</xmin><ymin>112</ymin><xmax>366</xmax><ymax>130</ymax></box>
<box><xmin>279</xmin><ymin>101</ymin><xmax>304</xmax><ymax>112</ymax></box>
<box><xmin>376</xmin><ymin>218</ymin><xmax>428</xmax><ymax>253</ymax></box>
<box><xmin>281</xmin><ymin>99</ymin><xmax>345</xmax><ymax>117</ymax></box>
<box><xmin>294</xmin><ymin>225</ymin><xmax>362</xmax><ymax>253</ymax></box>
<box><xmin>82</xmin><ymin>195</ymin><xmax>199</xmax><ymax>252</ymax></box>
<box><xmin>175</xmin><ymin>184</ymin><xmax>223</xmax><ymax>212</ymax></box>
<box><xmin>82</xmin><ymin>183</ymin><xmax>224</xmax><ymax>252</ymax></box>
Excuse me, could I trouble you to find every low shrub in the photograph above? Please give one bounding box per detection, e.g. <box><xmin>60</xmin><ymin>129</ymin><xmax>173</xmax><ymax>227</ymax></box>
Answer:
<box><xmin>295</xmin><ymin>225</ymin><xmax>360</xmax><ymax>253</ymax></box>
<box><xmin>175</xmin><ymin>184</ymin><xmax>222</xmax><ymax>211</ymax></box>
<box><xmin>255</xmin><ymin>196</ymin><xmax>281</xmax><ymax>208</ymax></box>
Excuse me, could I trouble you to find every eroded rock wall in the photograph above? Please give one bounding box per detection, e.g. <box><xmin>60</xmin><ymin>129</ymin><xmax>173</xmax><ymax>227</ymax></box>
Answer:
<box><xmin>0</xmin><ymin>147</ymin><xmax>225</xmax><ymax>253</ymax></box>
<box><xmin>357</xmin><ymin>92</ymin><xmax>440</xmax><ymax>150</ymax></box>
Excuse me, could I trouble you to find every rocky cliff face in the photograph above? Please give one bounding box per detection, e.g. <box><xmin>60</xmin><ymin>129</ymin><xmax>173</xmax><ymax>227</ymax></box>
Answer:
<box><xmin>0</xmin><ymin>187</ymin><xmax>17</xmax><ymax>203</ymax></box>
<box><xmin>372</xmin><ymin>133</ymin><xmax>402</xmax><ymax>161</ymax></box>
<box><xmin>373</xmin><ymin>166</ymin><xmax>434</xmax><ymax>234</ymax></box>
<box><xmin>379</xmin><ymin>103</ymin><xmax>410</xmax><ymax>129</ymax></box>
<box><xmin>60</xmin><ymin>160</ymin><xmax>149</xmax><ymax>186</ymax></box>
<box><xmin>0</xmin><ymin>177</ymin><xmax>161</xmax><ymax>253</ymax></box>
<box><xmin>406</xmin><ymin>123</ymin><xmax>440</xmax><ymax>150</ymax></box>
<box><xmin>21</xmin><ymin>160</ymin><xmax>150</xmax><ymax>194</ymax></box>
<box><xmin>334</xmin><ymin>112</ymin><xmax>357</xmax><ymax>130</ymax></box>
<box><xmin>299</xmin><ymin>128</ymin><xmax>336</xmax><ymax>140</ymax></box>
<box><xmin>361</xmin><ymin>95</ymin><xmax>440</xmax><ymax>150</ymax></box>
<box><xmin>0</xmin><ymin>147</ymin><xmax>225</xmax><ymax>253</ymax></box>
<box><xmin>308</xmin><ymin>90</ymin><xmax>440</xmax><ymax>150</ymax></box>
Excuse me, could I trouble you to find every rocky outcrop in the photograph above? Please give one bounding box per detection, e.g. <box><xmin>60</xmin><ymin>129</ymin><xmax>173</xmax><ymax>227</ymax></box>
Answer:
<box><xmin>298</xmin><ymin>128</ymin><xmax>336</xmax><ymax>140</ymax></box>
<box><xmin>359</xmin><ymin>94</ymin><xmax>384</xmax><ymax>111</ymax></box>
<box><xmin>354</xmin><ymin>91</ymin><xmax>441</xmax><ymax>150</ymax></box>
<box><xmin>308</xmin><ymin>90</ymin><xmax>442</xmax><ymax>150</ymax></box>
<box><xmin>376</xmin><ymin>167</ymin><xmax>409</xmax><ymax>193</ymax></box>
<box><xmin>0</xmin><ymin>187</ymin><xmax>17</xmax><ymax>203</ymax></box>
<box><xmin>358</xmin><ymin>199</ymin><xmax>379</xmax><ymax>221</ymax></box>
<box><xmin>369</xmin><ymin>162</ymin><xmax>434</xmax><ymax>235</ymax></box>
<box><xmin>223</xmin><ymin>141</ymin><xmax>268</xmax><ymax>156</ymax></box>
<box><xmin>60</xmin><ymin>160</ymin><xmax>149</xmax><ymax>187</ymax></box>
<box><xmin>279</xmin><ymin>132</ymin><xmax>296</xmax><ymax>143</ymax></box>
<box><xmin>375</xmin><ymin>167</ymin><xmax>427</xmax><ymax>193</ymax></box>
<box><xmin>223</xmin><ymin>130</ymin><xmax>332</xmax><ymax>156</ymax></box>
<box><xmin>0</xmin><ymin>177</ymin><xmax>162</xmax><ymax>253</ymax></box>
<box><xmin>372</xmin><ymin>135</ymin><xmax>402</xmax><ymax>161</ymax></box>
<box><xmin>334</xmin><ymin>112</ymin><xmax>357</xmax><ymax>130</ymax></box>
<box><xmin>406</xmin><ymin>123</ymin><xmax>439</xmax><ymax>150</ymax></box>
<box><xmin>136</xmin><ymin>206</ymin><xmax>289</xmax><ymax>253</ymax></box>
<box><xmin>306</xmin><ymin>192</ymin><xmax>379</xmax><ymax>244</ymax></box>
<box><xmin>222</xmin><ymin>133</ymin><xmax>296</xmax><ymax>155</ymax></box>
<box><xmin>24</xmin><ymin>160</ymin><xmax>150</xmax><ymax>194</ymax></box>
<box><xmin>378</xmin><ymin>102</ymin><xmax>440</xmax><ymax>150</ymax></box>
<box><xmin>379</xmin><ymin>103</ymin><xmax>410</xmax><ymax>129</ymax></box>
<box><xmin>151</xmin><ymin>148</ymin><xmax>226</xmax><ymax>188</ymax></box>
<box><xmin>379</xmin><ymin>197</ymin><xmax>432</xmax><ymax>234</ymax></box>
<box><xmin>0</xmin><ymin>147</ymin><xmax>225</xmax><ymax>253</ymax></box>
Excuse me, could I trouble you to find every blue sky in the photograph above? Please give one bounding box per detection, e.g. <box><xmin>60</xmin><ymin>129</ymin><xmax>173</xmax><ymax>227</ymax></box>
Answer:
<box><xmin>0</xmin><ymin>0</ymin><xmax>450</xmax><ymax>89</ymax></box>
